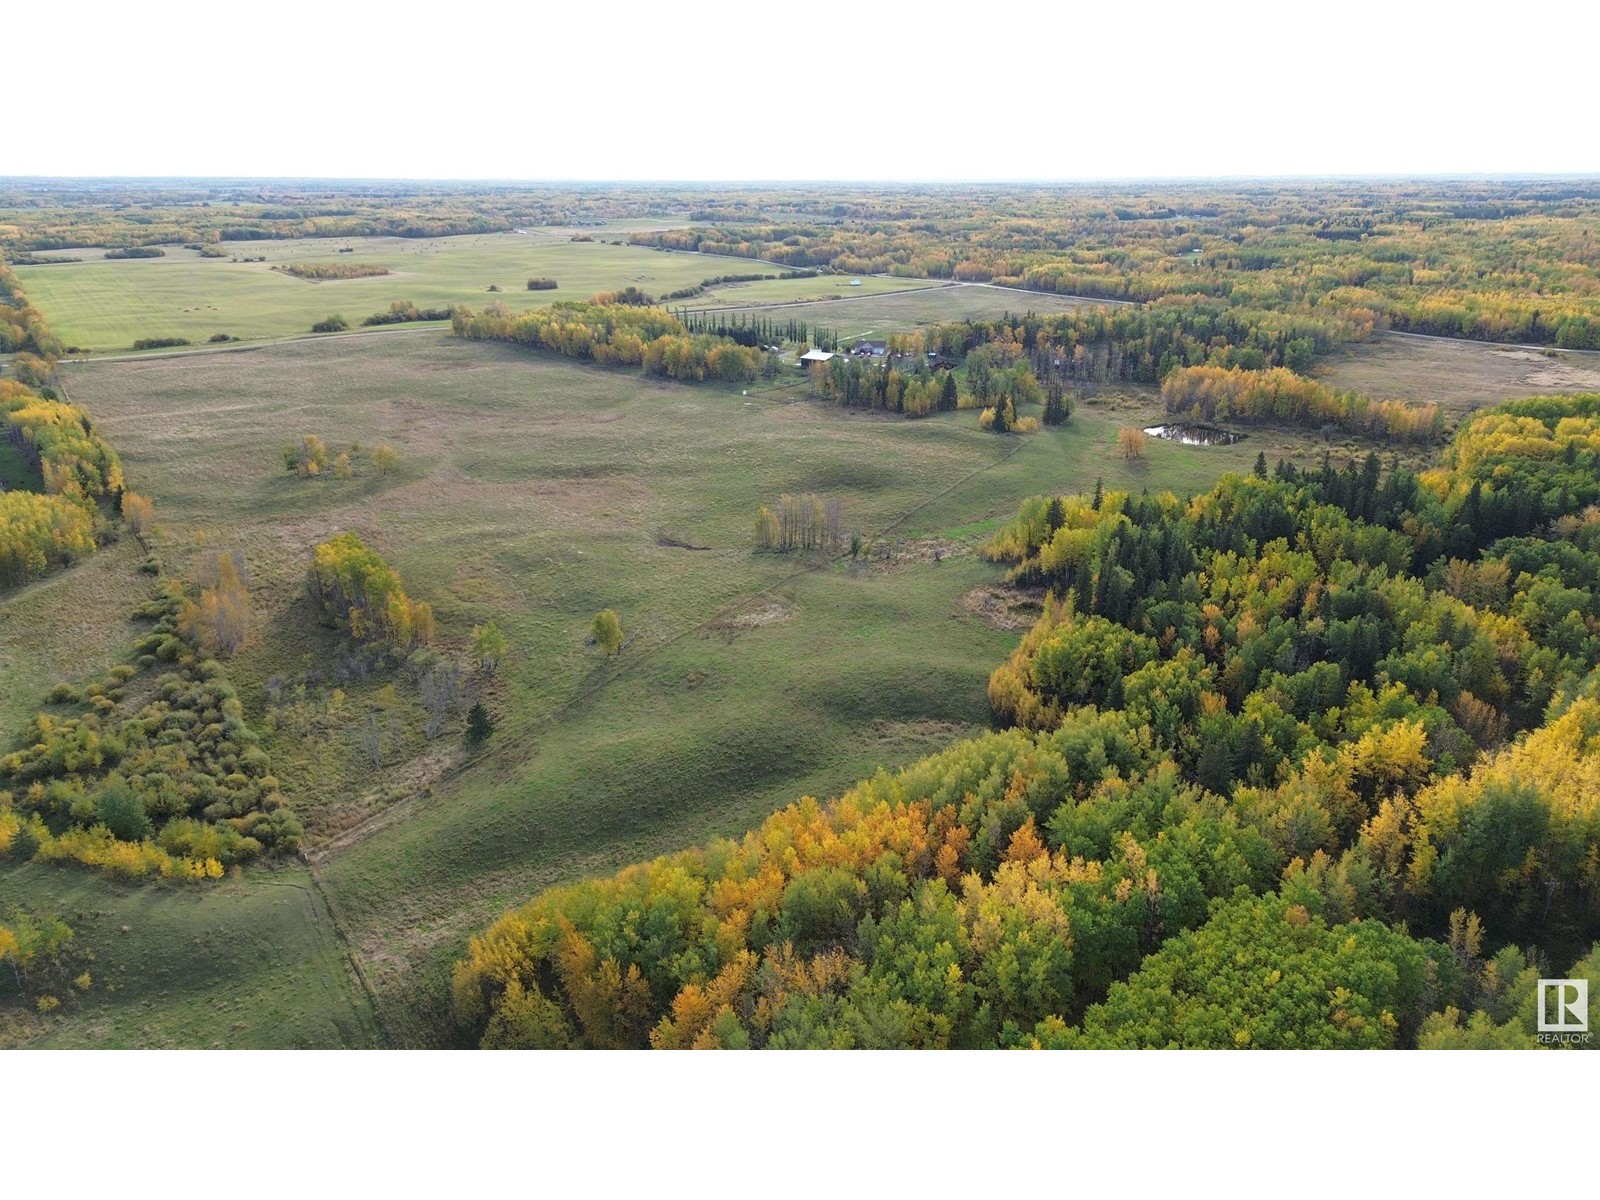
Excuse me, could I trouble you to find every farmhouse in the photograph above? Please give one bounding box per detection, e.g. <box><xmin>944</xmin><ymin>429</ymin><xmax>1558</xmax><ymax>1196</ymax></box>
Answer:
<box><xmin>852</xmin><ymin>339</ymin><xmax>888</xmax><ymax>357</ymax></box>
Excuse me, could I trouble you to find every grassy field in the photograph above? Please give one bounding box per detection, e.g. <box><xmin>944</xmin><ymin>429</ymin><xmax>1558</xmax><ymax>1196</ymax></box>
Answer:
<box><xmin>1317</xmin><ymin>332</ymin><xmax>1600</xmax><ymax>415</ymax></box>
<box><xmin>685</xmin><ymin>283</ymin><xmax>1108</xmax><ymax>339</ymax></box>
<box><xmin>683</xmin><ymin>273</ymin><xmax>943</xmax><ymax>307</ymax></box>
<box><xmin>3</xmin><ymin>331</ymin><xmax>1307</xmax><ymax>1046</ymax></box>
<box><xmin>0</xmin><ymin>862</ymin><xmax>378</xmax><ymax>1048</ymax></box>
<box><xmin>11</xmin><ymin>232</ymin><xmax>803</xmax><ymax>351</ymax></box>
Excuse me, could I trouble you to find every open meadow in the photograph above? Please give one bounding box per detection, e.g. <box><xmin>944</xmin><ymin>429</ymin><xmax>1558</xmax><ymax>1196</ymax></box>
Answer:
<box><xmin>1317</xmin><ymin>331</ymin><xmax>1600</xmax><ymax>416</ymax></box>
<box><xmin>11</xmin><ymin>232</ymin><xmax>807</xmax><ymax>351</ymax></box>
<box><xmin>681</xmin><ymin>273</ymin><xmax>944</xmax><ymax>306</ymax></box>
<box><xmin>0</xmin><ymin>861</ymin><xmax>379</xmax><ymax>1048</ymax></box>
<box><xmin>4</xmin><ymin>329</ymin><xmax>1292</xmax><ymax>1045</ymax></box>
<box><xmin>682</xmin><ymin>282</ymin><xmax>1108</xmax><ymax>339</ymax></box>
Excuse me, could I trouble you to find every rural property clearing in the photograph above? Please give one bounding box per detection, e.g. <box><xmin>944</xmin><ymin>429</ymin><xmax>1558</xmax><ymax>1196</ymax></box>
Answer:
<box><xmin>12</xmin><ymin>231</ymin><xmax>811</xmax><ymax>351</ymax></box>
<box><xmin>7</xmin><ymin>329</ymin><xmax>1286</xmax><ymax>1045</ymax></box>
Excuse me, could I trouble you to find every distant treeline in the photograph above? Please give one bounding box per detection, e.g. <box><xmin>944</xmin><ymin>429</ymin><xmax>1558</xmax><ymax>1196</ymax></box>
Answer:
<box><xmin>626</xmin><ymin>185</ymin><xmax>1600</xmax><ymax>350</ymax></box>
<box><xmin>587</xmin><ymin>286</ymin><xmax>655</xmax><ymax>307</ymax></box>
<box><xmin>8</xmin><ymin>180</ymin><xmax>1600</xmax><ymax>350</ymax></box>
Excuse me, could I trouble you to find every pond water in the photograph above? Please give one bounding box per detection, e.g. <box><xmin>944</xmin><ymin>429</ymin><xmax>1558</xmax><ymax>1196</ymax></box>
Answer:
<box><xmin>1143</xmin><ymin>423</ymin><xmax>1247</xmax><ymax>446</ymax></box>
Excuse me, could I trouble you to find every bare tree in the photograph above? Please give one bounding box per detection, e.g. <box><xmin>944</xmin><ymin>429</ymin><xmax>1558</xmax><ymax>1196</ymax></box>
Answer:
<box><xmin>359</xmin><ymin>712</ymin><xmax>386</xmax><ymax>766</ymax></box>
<box><xmin>419</xmin><ymin>661</ymin><xmax>463</xmax><ymax>739</ymax></box>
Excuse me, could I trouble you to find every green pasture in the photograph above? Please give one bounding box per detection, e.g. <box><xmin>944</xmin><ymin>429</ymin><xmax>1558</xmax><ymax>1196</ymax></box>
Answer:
<box><xmin>682</xmin><ymin>273</ymin><xmax>943</xmax><ymax>307</ymax></box>
<box><xmin>11</xmin><ymin>233</ymin><xmax>794</xmax><ymax>351</ymax></box>
<box><xmin>0</xmin><ymin>862</ymin><xmax>378</xmax><ymax>1048</ymax></box>
<box><xmin>686</xmin><ymin>282</ymin><xmax>1108</xmax><ymax>339</ymax></box>
<box><xmin>4</xmin><ymin>331</ymin><xmax>1301</xmax><ymax>1045</ymax></box>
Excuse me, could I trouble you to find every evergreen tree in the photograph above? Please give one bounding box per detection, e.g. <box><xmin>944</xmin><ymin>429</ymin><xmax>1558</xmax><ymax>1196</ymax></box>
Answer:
<box><xmin>466</xmin><ymin>702</ymin><xmax>494</xmax><ymax>746</ymax></box>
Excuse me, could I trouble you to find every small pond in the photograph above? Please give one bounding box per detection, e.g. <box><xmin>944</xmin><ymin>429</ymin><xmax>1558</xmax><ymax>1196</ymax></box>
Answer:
<box><xmin>1143</xmin><ymin>423</ymin><xmax>1247</xmax><ymax>446</ymax></box>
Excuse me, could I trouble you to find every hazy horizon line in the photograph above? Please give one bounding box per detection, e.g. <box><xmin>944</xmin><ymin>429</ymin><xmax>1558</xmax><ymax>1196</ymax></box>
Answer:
<box><xmin>5</xmin><ymin>172</ymin><xmax>1600</xmax><ymax>188</ymax></box>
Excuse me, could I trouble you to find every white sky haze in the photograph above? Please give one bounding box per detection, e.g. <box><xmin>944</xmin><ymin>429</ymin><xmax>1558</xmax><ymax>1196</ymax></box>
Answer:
<box><xmin>10</xmin><ymin>0</ymin><xmax>1599</xmax><ymax>180</ymax></box>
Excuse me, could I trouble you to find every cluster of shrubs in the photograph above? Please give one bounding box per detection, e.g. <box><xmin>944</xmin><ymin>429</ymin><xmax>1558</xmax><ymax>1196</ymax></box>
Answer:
<box><xmin>309</xmin><ymin>531</ymin><xmax>434</xmax><ymax>650</ymax></box>
<box><xmin>278</xmin><ymin>262</ymin><xmax>390</xmax><ymax>281</ymax></box>
<box><xmin>131</xmin><ymin>337</ymin><xmax>190</xmax><ymax>350</ymax></box>
<box><xmin>282</xmin><ymin>433</ymin><xmax>396</xmax><ymax>479</ymax></box>
<box><xmin>0</xmin><ymin>585</ymin><xmax>302</xmax><ymax>881</ymax></box>
<box><xmin>526</xmin><ymin>277</ymin><xmax>558</xmax><ymax>291</ymax></box>
<box><xmin>361</xmin><ymin>300</ymin><xmax>453</xmax><ymax>326</ymax></box>
<box><xmin>104</xmin><ymin>247</ymin><xmax>165</xmax><ymax>260</ymax></box>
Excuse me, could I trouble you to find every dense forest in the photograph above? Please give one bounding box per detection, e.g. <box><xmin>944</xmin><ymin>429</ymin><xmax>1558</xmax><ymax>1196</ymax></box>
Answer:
<box><xmin>7</xmin><ymin>180</ymin><xmax>1600</xmax><ymax>349</ymax></box>
<box><xmin>629</xmin><ymin>181</ymin><xmax>1600</xmax><ymax>349</ymax></box>
<box><xmin>452</xmin><ymin>393</ymin><xmax>1600</xmax><ymax>1048</ymax></box>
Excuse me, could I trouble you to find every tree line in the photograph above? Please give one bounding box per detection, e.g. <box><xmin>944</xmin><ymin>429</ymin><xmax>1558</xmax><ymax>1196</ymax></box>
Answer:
<box><xmin>1161</xmin><ymin>364</ymin><xmax>1443</xmax><ymax>440</ymax></box>
<box><xmin>678</xmin><ymin>309</ymin><xmax>837</xmax><ymax>351</ymax></box>
<box><xmin>453</xmin><ymin>301</ymin><xmax>765</xmax><ymax>383</ymax></box>
<box><xmin>1</xmin><ymin>379</ymin><xmax>127</xmax><ymax>587</ymax></box>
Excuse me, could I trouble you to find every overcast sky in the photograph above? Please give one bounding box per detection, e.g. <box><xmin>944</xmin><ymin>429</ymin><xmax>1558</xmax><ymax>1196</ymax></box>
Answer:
<box><xmin>11</xmin><ymin>1</ymin><xmax>1598</xmax><ymax>181</ymax></box>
